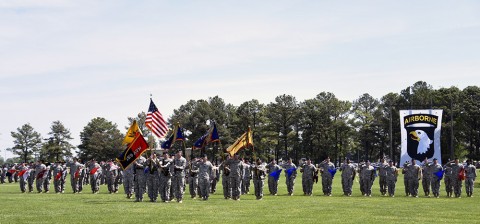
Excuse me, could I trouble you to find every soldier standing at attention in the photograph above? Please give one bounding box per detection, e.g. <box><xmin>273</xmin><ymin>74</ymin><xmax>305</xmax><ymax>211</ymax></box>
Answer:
<box><xmin>210</xmin><ymin>162</ymin><xmax>219</xmax><ymax>194</ymax></box>
<box><xmin>319</xmin><ymin>157</ymin><xmax>335</xmax><ymax>196</ymax></box>
<box><xmin>252</xmin><ymin>158</ymin><xmax>267</xmax><ymax>200</ymax></box>
<box><xmin>52</xmin><ymin>162</ymin><xmax>64</xmax><ymax>194</ymax></box>
<box><xmin>198</xmin><ymin>155</ymin><xmax>213</xmax><ymax>200</ymax></box>
<box><xmin>134</xmin><ymin>155</ymin><xmax>147</xmax><ymax>202</ymax></box>
<box><xmin>220</xmin><ymin>155</ymin><xmax>231</xmax><ymax>199</ymax></box>
<box><xmin>385</xmin><ymin>160</ymin><xmax>398</xmax><ymax>197</ymax></box>
<box><xmin>360</xmin><ymin>160</ymin><xmax>375</xmax><ymax>197</ymax></box>
<box><xmin>378</xmin><ymin>158</ymin><xmax>388</xmax><ymax>196</ymax></box>
<box><xmin>340</xmin><ymin>158</ymin><xmax>356</xmax><ymax>196</ymax></box>
<box><xmin>123</xmin><ymin>164</ymin><xmax>135</xmax><ymax>199</ymax></box>
<box><xmin>282</xmin><ymin>158</ymin><xmax>297</xmax><ymax>196</ymax></box>
<box><xmin>68</xmin><ymin>158</ymin><xmax>81</xmax><ymax>193</ymax></box>
<box><xmin>27</xmin><ymin>162</ymin><xmax>36</xmax><ymax>193</ymax></box>
<box><xmin>242</xmin><ymin>159</ymin><xmax>252</xmax><ymax>195</ymax></box>
<box><xmin>89</xmin><ymin>159</ymin><xmax>102</xmax><ymax>194</ymax></box>
<box><xmin>464</xmin><ymin>159</ymin><xmax>476</xmax><ymax>197</ymax></box>
<box><xmin>421</xmin><ymin>158</ymin><xmax>432</xmax><ymax>197</ymax></box>
<box><xmin>446</xmin><ymin>158</ymin><xmax>464</xmax><ymax>198</ymax></box>
<box><xmin>407</xmin><ymin>158</ymin><xmax>422</xmax><ymax>198</ymax></box>
<box><xmin>159</xmin><ymin>153</ymin><xmax>173</xmax><ymax>203</ymax></box>
<box><xmin>35</xmin><ymin>160</ymin><xmax>47</xmax><ymax>193</ymax></box>
<box><xmin>188</xmin><ymin>157</ymin><xmax>200</xmax><ymax>199</ymax></box>
<box><xmin>402</xmin><ymin>161</ymin><xmax>411</xmax><ymax>197</ymax></box>
<box><xmin>172</xmin><ymin>150</ymin><xmax>187</xmax><ymax>203</ymax></box>
<box><xmin>18</xmin><ymin>163</ymin><xmax>28</xmax><ymax>193</ymax></box>
<box><xmin>226</xmin><ymin>154</ymin><xmax>244</xmax><ymax>201</ymax></box>
<box><xmin>266</xmin><ymin>159</ymin><xmax>281</xmax><ymax>196</ymax></box>
<box><xmin>430</xmin><ymin>158</ymin><xmax>443</xmax><ymax>198</ymax></box>
<box><xmin>301</xmin><ymin>158</ymin><xmax>316</xmax><ymax>196</ymax></box>
<box><xmin>443</xmin><ymin>161</ymin><xmax>453</xmax><ymax>197</ymax></box>
<box><xmin>146</xmin><ymin>153</ymin><xmax>160</xmax><ymax>202</ymax></box>
<box><xmin>106</xmin><ymin>160</ymin><xmax>119</xmax><ymax>194</ymax></box>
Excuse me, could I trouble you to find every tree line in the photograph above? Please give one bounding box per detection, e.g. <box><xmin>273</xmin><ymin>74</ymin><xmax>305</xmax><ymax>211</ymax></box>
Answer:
<box><xmin>5</xmin><ymin>81</ymin><xmax>480</xmax><ymax>165</ymax></box>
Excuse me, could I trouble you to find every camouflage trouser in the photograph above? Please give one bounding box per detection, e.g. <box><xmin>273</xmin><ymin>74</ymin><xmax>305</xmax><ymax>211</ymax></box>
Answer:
<box><xmin>379</xmin><ymin>176</ymin><xmax>387</xmax><ymax>195</ymax></box>
<box><xmin>28</xmin><ymin>176</ymin><xmax>35</xmax><ymax>192</ymax></box>
<box><xmin>444</xmin><ymin>176</ymin><xmax>453</xmax><ymax>195</ymax></box>
<box><xmin>286</xmin><ymin>176</ymin><xmax>295</xmax><ymax>195</ymax></box>
<box><xmin>36</xmin><ymin>178</ymin><xmax>44</xmax><ymax>192</ymax></box>
<box><xmin>387</xmin><ymin>179</ymin><xmax>396</xmax><ymax>196</ymax></box>
<box><xmin>242</xmin><ymin>177</ymin><xmax>251</xmax><ymax>194</ymax></box>
<box><xmin>90</xmin><ymin>173</ymin><xmax>100</xmax><ymax>193</ymax></box>
<box><xmin>134</xmin><ymin>173</ymin><xmax>146</xmax><ymax>200</ymax></box>
<box><xmin>453</xmin><ymin>179</ymin><xmax>463</xmax><ymax>197</ymax></box>
<box><xmin>210</xmin><ymin>177</ymin><xmax>218</xmax><ymax>193</ymax></box>
<box><xmin>222</xmin><ymin>175</ymin><xmax>231</xmax><ymax>198</ymax></box>
<box><xmin>172</xmin><ymin>175</ymin><xmax>185</xmax><ymax>201</ymax></box>
<box><xmin>268</xmin><ymin>176</ymin><xmax>278</xmax><ymax>195</ymax></box>
<box><xmin>54</xmin><ymin>178</ymin><xmax>62</xmax><ymax>193</ymax></box>
<box><xmin>465</xmin><ymin>178</ymin><xmax>474</xmax><ymax>196</ymax></box>
<box><xmin>159</xmin><ymin>175</ymin><xmax>171</xmax><ymax>201</ymax></box>
<box><xmin>76</xmin><ymin>177</ymin><xmax>83</xmax><ymax>192</ymax></box>
<box><xmin>147</xmin><ymin>172</ymin><xmax>159</xmax><ymax>201</ymax></box>
<box><xmin>189</xmin><ymin>176</ymin><xmax>198</xmax><ymax>198</ymax></box>
<box><xmin>43</xmin><ymin>177</ymin><xmax>50</xmax><ymax>192</ymax></box>
<box><xmin>302</xmin><ymin>177</ymin><xmax>314</xmax><ymax>195</ymax></box>
<box><xmin>199</xmin><ymin>177</ymin><xmax>210</xmax><ymax>199</ymax></box>
<box><xmin>123</xmin><ymin>174</ymin><xmax>134</xmax><ymax>196</ymax></box>
<box><xmin>71</xmin><ymin>176</ymin><xmax>79</xmax><ymax>193</ymax></box>
<box><xmin>362</xmin><ymin>178</ymin><xmax>373</xmax><ymax>196</ymax></box>
<box><xmin>403</xmin><ymin>177</ymin><xmax>410</xmax><ymax>196</ymax></box>
<box><xmin>107</xmin><ymin>174</ymin><xmax>118</xmax><ymax>193</ymax></box>
<box><xmin>322</xmin><ymin>177</ymin><xmax>332</xmax><ymax>195</ymax></box>
<box><xmin>341</xmin><ymin>176</ymin><xmax>353</xmax><ymax>195</ymax></box>
<box><xmin>408</xmin><ymin>178</ymin><xmax>419</xmax><ymax>197</ymax></box>
<box><xmin>253</xmin><ymin>178</ymin><xmax>264</xmax><ymax>199</ymax></box>
<box><xmin>422</xmin><ymin>177</ymin><xmax>430</xmax><ymax>195</ymax></box>
<box><xmin>229</xmin><ymin>175</ymin><xmax>242</xmax><ymax>199</ymax></box>
<box><xmin>19</xmin><ymin>177</ymin><xmax>27</xmax><ymax>192</ymax></box>
<box><xmin>430</xmin><ymin>177</ymin><xmax>441</xmax><ymax>196</ymax></box>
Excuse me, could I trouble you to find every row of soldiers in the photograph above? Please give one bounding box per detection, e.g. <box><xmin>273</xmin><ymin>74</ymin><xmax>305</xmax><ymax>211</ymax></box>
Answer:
<box><xmin>6</xmin><ymin>155</ymin><xmax>476</xmax><ymax>200</ymax></box>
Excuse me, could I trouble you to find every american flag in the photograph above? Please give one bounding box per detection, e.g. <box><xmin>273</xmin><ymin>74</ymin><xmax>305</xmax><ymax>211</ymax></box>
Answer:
<box><xmin>145</xmin><ymin>99</ymin><xmax>168</xmax><ymax>138</ymax></box>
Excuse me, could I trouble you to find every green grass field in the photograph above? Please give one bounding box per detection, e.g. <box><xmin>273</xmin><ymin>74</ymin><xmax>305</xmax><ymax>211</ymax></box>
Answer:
<box><xmin>1</xmin><ymin>173</ymin><xmax>479</xmax><ymax>224</ymax></box>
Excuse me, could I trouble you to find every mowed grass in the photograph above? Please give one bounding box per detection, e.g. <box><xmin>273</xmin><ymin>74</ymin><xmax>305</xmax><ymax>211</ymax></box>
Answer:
<box><xmin>1</xmin><ymin>172</ymin><xmax>479</xmax><ymax>224</ymax></box>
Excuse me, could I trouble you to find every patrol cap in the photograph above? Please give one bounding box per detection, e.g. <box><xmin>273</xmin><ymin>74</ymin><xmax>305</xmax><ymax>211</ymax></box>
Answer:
<box><xmin>433</xmin><ymin>158</ymin><xmax>438</xmax><ymax>161</ymax></box>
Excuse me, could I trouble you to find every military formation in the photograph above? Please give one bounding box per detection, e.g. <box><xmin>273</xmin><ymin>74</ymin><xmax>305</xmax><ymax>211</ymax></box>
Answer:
<box><xmin>1</xmin><ymin>155</ymin><xmax>477</xmax><ymax>201</ymax></box>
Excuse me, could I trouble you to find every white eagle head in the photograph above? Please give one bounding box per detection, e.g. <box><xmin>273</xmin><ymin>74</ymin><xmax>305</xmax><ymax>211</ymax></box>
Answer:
<box><xmin>409</xmin><ymin>130</ymin><xmax>433</xmax><ymax>154</ymax></box>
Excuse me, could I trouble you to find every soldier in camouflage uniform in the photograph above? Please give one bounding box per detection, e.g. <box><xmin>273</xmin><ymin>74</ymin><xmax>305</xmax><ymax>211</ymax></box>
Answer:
<box><xmin>402</xmin><ymin>161</ymin><xmax>411</xmax><ymax>197</ymax></box>
<box><xmin>146</xmin><ymin>154</ymin><xmax>160</xmax><ymax>202</ymax></box>
<box><xmin>35</xmin><ymin>160</ymin><xmax>47</xmax><ymax>193</ymax></box>
<box><xmin>378</xmin><ymin>158</ymin><xmax>388</xmax><ymax>196</ymax></box>
<box><xmin>172</xmin><ymin>151</ymin><xmax>187</xmax><ymax>203</ymax></box>
<box><xmin>76</xmin><ymin>163</ymin><xmax>84</xmax><ymax>193</ymax></box>
<box><xmin>465</xmin><ymin>159</ymin><xmax>477</xmax><ymax>197</ymax></box>
<box><xmin>210</xmin><ymin>163</ymin><xmax>219</xmax><ymax>194</ymax></box>
<box><xmin>89</xmin><ymin>159</ymin><xmax>102</xmax><ymax>194</ymax></box>
<box><xmin>407</xmin><ymin>158</ymin><xmax>422</xmax><ymax>198</ymax></box>
<box><xmin>27</xmin><ymin>162</ymin><xmax>35</xmax><ymax>193</ymax></box>
<box><xmin>385</xmin><ymin>160</ymin><xmax>398</xmax><ymax>197</ymax></box>
<box><xmin>220</xmin><ymin>156</ymin><xmax>231</xmax><ymax>199</ymax></box>
<box><xmin>430</xmin><ymin>158</ymin><xmax>443</xmax><ymax>198</ymax></box>
<box><xmin>68</xmin><ymin>158</ymin><xmax>81</xmax><ymax>193</ymax></box>
<box><xmin>134</xmin><ymin>155</ymin><xmax>147</xmax><ymax>202</ymax></box>
<box><xmin>106</xmin><ymin>160</ymin><xmax>119</xmax><ymax>194</ymax></box>
<box><xmin>266</xmin><ymin>159</ymin><xmax>281</xmax><ymax>196</ymax></box>
<box><xmin>18</xmin><ymin>163</ymin><xmax>28</xmax><ymax>193</ymax></box>
<box><xmin>43</xmin><ymin>164</ymin><xmax>52</xmax><ymax>193</ymax></box>
<box><xmin>282</xmin><ymin>158</ymin><xmax>297</xmax><ymax>196</ymax></box>
<box><xmin>319</xmin><ymin>157</ymin><xmax>335</xmax><ymax>196</ymax></box>
<box><xmin>159</xmin><ymin>153</ymin><xmax>173</xmax><ymax>202</ymax></box>
<box><xmin>443</xmin><ymin>161</ymin><xmax>453</xmax><ymax>197</ymax></box>
<box><xmin>198</xmin><ymin>155</ymin><xmax>213</xmax><ymax>200</ymax></box>
<box><xmin>188</xmin><ymin>157</ymin><xmax>200</xmax><ymax>199</ymax></box>
<box><xmin>301</xmin><ymin>158</ymin><xmax>316</xmax><ymax>196</ymax></box>
<box><xmin>421</xmin><ymin>158</ymin><xmax>432</xmax><ymax>197</ymax></box>
<box><xmin>123</xmin><ymin>164</ymin><xmax>135</xmax><ymax>199</ymax></box>
<box><xmin>446</xmin><ymin>158</ymin><xmax>464</xmax><ymax>198</ymax></box>
<box><xmin>52</xmin><ymin>162</ymin><xmax>64</xmax><ymax>193</ymax></box>
<box><xmin>340</xmin><ymin>158</ymin><xmax>356</xmax><ymax>196</ymax></box>
<box><xmin>226</xmin><ymin>154</ymin><xmax>244</xmax><ymax>200</ymax></box>
<box><xmin>242</xmin><ymin>159</ymin><xmax>252</xmax><ymax>195</ymax></box>
<box><xmin>252</xmin><ymin>158</ymin><xmax>267</xmax><ymax>200</ymax></box>
<box><xmin>360</xmin><ymin>160</ymin><xmax>375</xmax><ymax>197</ymax></box>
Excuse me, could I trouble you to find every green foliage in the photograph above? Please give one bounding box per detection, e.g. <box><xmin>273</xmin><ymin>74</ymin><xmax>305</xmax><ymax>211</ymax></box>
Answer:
<box><xmin>40</xmin><ymin>121</ymin><xmax>74</xmax><ymax>162</ymax></box>
<box><xmin>77</xmin><ymin>117</ymin><xmax>123</xmax><ymax>162</ymax></box>
<box><xmin>9</xmin><ymin>123</ymin><xmax>42</xmax><ymax>163</ymax></box>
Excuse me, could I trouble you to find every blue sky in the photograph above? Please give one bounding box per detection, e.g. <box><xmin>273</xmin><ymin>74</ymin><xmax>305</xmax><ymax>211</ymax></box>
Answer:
<box><xmin>1</xmin><ymin>0</ymin><xmax>479</xmax><ymax>159</ymax></box>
